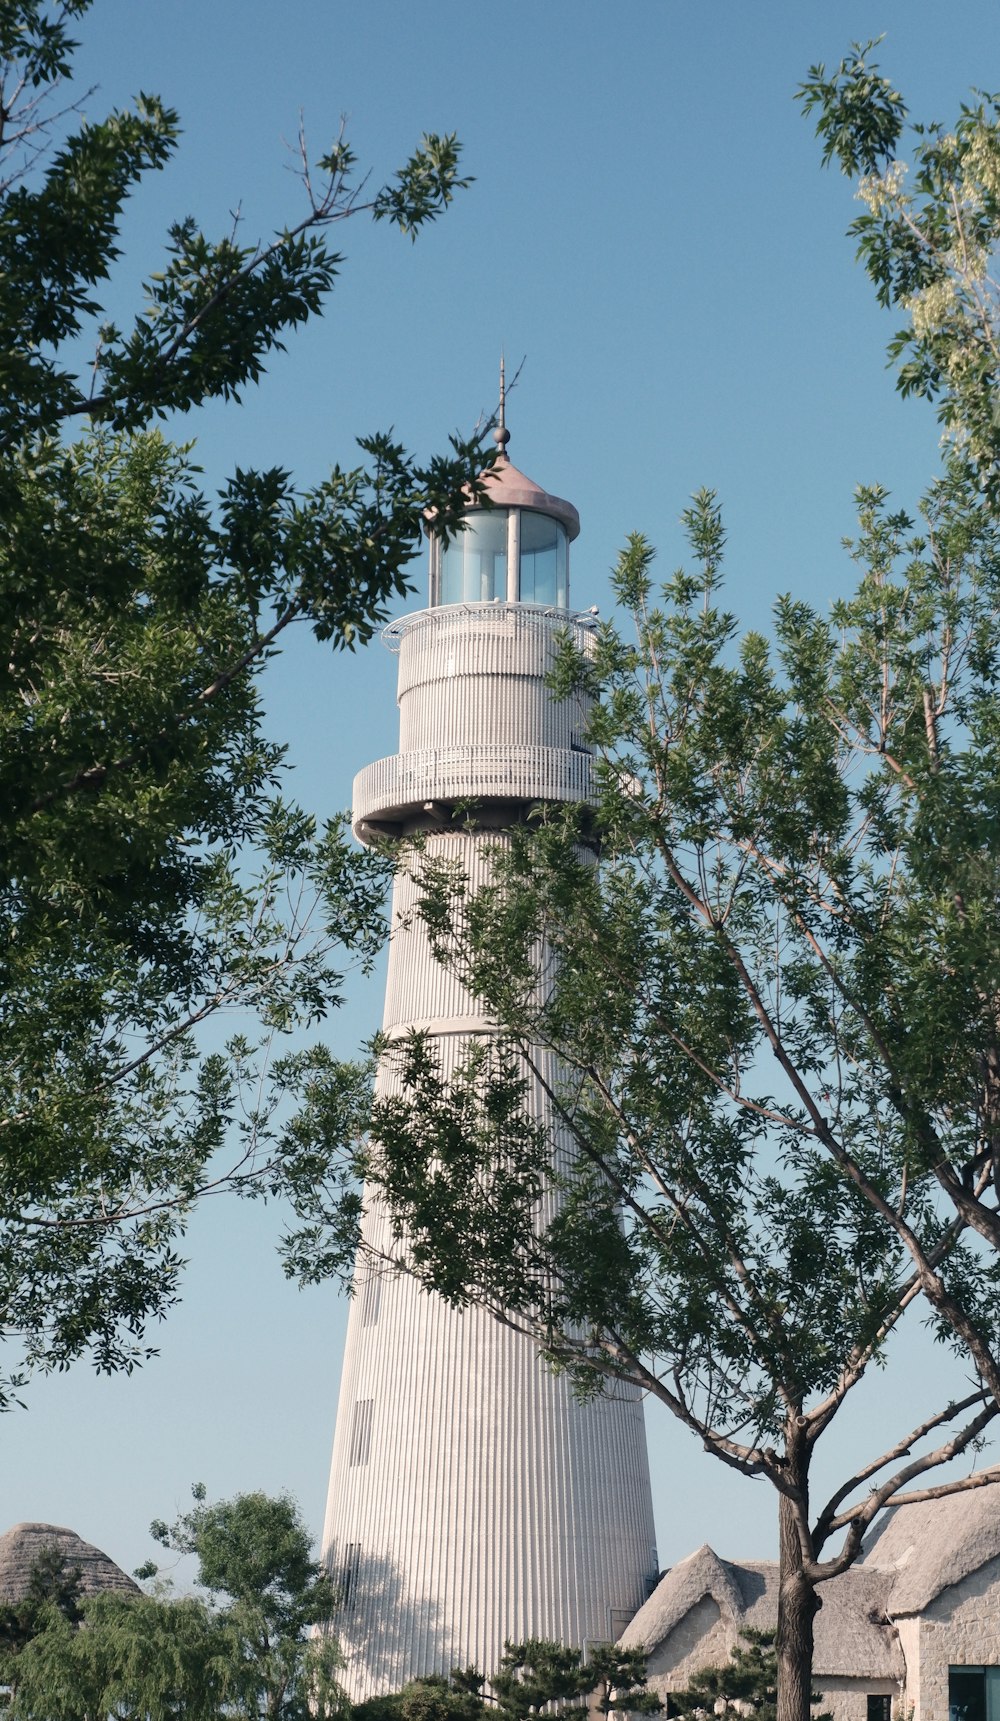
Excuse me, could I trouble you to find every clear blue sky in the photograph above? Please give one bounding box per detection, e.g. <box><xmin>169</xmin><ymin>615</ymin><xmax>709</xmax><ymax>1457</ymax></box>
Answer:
<box><xmin>4</xmin><ymin>0</ymin><xmax>1000</xmax><ymax>1590</ymax></box>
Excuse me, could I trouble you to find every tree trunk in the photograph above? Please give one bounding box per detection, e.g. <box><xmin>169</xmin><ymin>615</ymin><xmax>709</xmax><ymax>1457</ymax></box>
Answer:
<box><xmin>776</xmin><ymin>1489</ymin><xmax>820</xmax><ymax>1721</ymax></box>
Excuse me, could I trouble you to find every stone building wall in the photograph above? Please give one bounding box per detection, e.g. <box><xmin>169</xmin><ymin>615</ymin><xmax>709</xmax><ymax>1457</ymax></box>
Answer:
<box><xmin>899</xmin><ymin>1556</ymin><xmax>1000</xmax><ymax>1721</ymax></box>
<box><xmin>812</xmin><ymin>1675</ymin><xmax>900</xmax><ymax>1721</ymax></box>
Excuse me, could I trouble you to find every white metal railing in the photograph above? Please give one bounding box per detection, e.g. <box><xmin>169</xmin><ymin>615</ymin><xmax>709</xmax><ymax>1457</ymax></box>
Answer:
<box><xmin>381</xmin><ymin>601</ymin><xmax>598</xmax><ymax>653</ymax></box>
<box><xmin>352</xmin><ymin>743</ymin><xmax>595</xmax><ymax>830</ymax></box>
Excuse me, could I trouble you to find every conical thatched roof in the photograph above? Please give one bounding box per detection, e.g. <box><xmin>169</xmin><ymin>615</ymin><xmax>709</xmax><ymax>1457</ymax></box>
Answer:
<box><xmin>861</xmin><ymin>1480</ymin><xmax>1000</xmax><ymax>1614</ymax></box>
<box><xmin>620</xmin><ymin>1544</ymin><xmax>745</xmax><ymax>1652</ymax></box>
<box><xmin>622</xmin><ymin>1547</ymin><xmax>904</xmax><ymax>1682</ymax></box>
<box><xmin>0</xmin><ymin>1522</ymin><xmax>138</xmax><ymax>1604</ymax></box>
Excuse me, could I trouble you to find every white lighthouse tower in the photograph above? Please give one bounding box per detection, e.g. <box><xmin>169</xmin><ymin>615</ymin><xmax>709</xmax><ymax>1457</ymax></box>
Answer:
<box><xmin>322</xmin><ymin>385</ymin><xmax>658</xmax><ymax>1697</ymax></box>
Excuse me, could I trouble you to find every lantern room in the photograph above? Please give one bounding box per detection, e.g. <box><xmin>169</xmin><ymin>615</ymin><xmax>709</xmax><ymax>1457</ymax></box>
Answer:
<box><xmin>428</xmin><ymin>392</ymin><xmax>580</xmax><ymax>610</ymax></box>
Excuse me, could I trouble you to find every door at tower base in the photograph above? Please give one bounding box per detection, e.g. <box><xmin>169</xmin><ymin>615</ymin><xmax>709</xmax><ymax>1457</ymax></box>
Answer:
<box><xmin>323</xmin><ymin>1231</ymin><xmax>658</xmax><ymax>1699</ymax></box>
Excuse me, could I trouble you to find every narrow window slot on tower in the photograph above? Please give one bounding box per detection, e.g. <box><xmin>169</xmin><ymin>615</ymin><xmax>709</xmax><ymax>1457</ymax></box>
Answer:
<box><xmin>349</xmin><ymin>1398</ymin><xmax>375</xmax><ymax>1466</ymax></box>
<box><xmin>339</xmin><ymin>1542</ymin><xmax>361</xmax><ymax>1609</ymax></box>
<box><xmin>360</xmin><ymin>1275</ymin><xmax>382</xmax><ymax>1328</ymax></box>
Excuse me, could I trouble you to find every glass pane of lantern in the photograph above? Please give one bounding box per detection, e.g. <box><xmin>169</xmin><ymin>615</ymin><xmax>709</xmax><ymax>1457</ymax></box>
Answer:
<box><xmin>519</xmin><ymin>510</ymin><xmax>567</xmax><ymax>607</ymax></box>
<box><xmin>438</xmin><ymin>510</ymin><xmax>508</xmax><ymax>604</ymax></box>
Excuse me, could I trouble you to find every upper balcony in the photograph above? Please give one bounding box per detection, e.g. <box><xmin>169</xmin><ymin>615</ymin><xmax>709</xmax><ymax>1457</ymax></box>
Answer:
<box><xmin>352</xmin><ymin>742</ymin><xmax>595</xmax><ymax>844</ymax></box>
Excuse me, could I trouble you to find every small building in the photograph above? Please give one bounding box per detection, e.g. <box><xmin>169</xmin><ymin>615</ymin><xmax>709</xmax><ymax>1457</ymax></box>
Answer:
<box><xmin>621</xmin><ymin>1485</ymin><xmax>1000</xmax><ymax>1720</ymax></box>
<box><xmin>863</xmin><ymin>1489</ymin><xmax>1000</xmax><ymax>1721</ymax></box>
<box><xmin>0</xmin><ymin>1521</ymin><xmax>138</xmax><ymax>1604</ymax></box>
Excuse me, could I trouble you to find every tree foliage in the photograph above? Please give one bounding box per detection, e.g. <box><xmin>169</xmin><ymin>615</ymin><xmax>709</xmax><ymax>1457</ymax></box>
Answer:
<box><xmin>666</xmin><ymin>1630</ymin><xmax>777</xmax><ymax>1719</ymax></box>
<box><xmin>6</xmin><ymin>1588</ymin><xmax>654</xmax><ymax>1721</ymax></box>
<box><xmin>799</xmin><ymin>40</ymin><xmax>1000</xmax><ymax>499</ymax></box>
<box><xmin>7</xmin><ymin>1592</ymin><xmax>233</xmax><ymax>1721</ymax></box>
<box><xmin>351</xmin><ymin>1641</ymin><xmax>658</xmax><ymax>1721</ymax></box>
<box><xmin>147</xmin><ymin>1485</ymin><xmax>334</xmax><ymax>1638</ymax></box>
<box><xmin>488</xmin><ymin>1639</ymin><xmax>594</xmax><ymax>1721</ymax></box>
<box><xmin>6</xmin><ymin>1582</ymin><xmax>344</xmax><ymax>1721</ymax></box>
<box><xmin>349</xmin><ymin>45</ymin><xmax>1000</xmax><ymax>1721</ymax></box>
<box><xmin>368</xmin><ymin>477</ymin><xmax>1000</xmax><ymax>1502</ymax></box>
<box><xmin>0</xmin><ymin>0</ymin><xmax>483</xmax><ymax>1405</ymax></box>
<box><xmin>352</xmin><ymin>1670</ymin><xmax>488</xmax><ymax>1721</ymax></box>
<box><xmin>665</xmin><ymin>1630</ymin><xmax>832</xmax><ymax>1721</ymax></box>
<box><xmin>0</xmin><ymin>1545</ymin><xmax>83</xmax><ymax>1674</ymax></box>
<box><xmin>0</xmin><ymin>2</ymin><xmax>471</xmax><ymax>442</ymax></box>
<box><xmin>140</xmin><ymin>1485</ymin><xmax>341</xmax><ymax>1721</ymax></box>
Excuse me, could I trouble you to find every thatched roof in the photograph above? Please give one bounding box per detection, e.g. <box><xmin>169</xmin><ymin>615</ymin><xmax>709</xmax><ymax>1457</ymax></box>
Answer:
<box><xmin>0</xmin><ymin>1522</ymin><xmax>139</xmax><ymax>1603</ymax></box>
<box><xmin>861</xmin><ymin>1480</ymin><xmax>1000</xmax><ymax>1614</ymax></box>
<box><xmin>622</xmin><ymin>1482</ymin><xmax>1000</xmax><ymax>1687</ymax></box>
<box><xmin>733</xmin><ymin>1561</ymin><xmax>902</xmax><ymax>1680</ymax></box>
<box><xmin>622</xmin><ymin>1549</ymin><xmax>903</xmax><ymax>1682</ymax></box>
<box><xmin>620</xmin><ymin>1545</ymin><xmax>744</xmax><ymax>1651</ymax></box>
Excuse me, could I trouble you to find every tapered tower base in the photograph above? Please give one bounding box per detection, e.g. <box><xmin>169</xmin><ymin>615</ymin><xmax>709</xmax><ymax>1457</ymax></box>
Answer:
<box><xmin>325</xmin><ymin>1222</ymin><xmax>656</xmax><ymax>1694</ymax></box>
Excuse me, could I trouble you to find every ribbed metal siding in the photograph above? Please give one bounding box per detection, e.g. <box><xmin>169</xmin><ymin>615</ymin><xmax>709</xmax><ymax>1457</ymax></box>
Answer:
<box><xmin>323</xmin><ymin>608</ymin><xmax>657</xmax><ymax>1698</ymax></box>
<box><xmin>401</xmin><ymin>682</ymin><xmax>584</xmax><ymax>753</ymax></box>
<box><xmin>381</xmin><ymin>832</ymin><xmax>498</xmax><ymax>1032</ymax></box>
<box><xmin>393</xmin><ymin>605</ymin><xmax>593</xmax><ymax>692</ymax></box>
<box><xmin>354</xmin><ymin>608</ymin><xmax>595</xmax><ymax>834</ymax></box>
<box><xmin>396</xmin><ymin>607</ymin><xmax>590</xmax><ymax>756</ymax></box>
<box><xmin>324</xmin><ymin>1196</ymin><xmax>657</xmax><ymax>1694</ymax></box>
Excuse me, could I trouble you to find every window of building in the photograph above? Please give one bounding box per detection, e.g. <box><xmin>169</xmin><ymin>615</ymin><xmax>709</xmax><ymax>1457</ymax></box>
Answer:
<box><xmin>360</xmin><ymin>1273</ymin><xmax>382</xmax><ymax>1328</ymax></box>
<box><xmin>339</xmin><ymin>1542</ymin><xmax>361</xmax><ymax>1609</ymax></box>
<box><xmin>867</xmin><ymin>1697</ymin><xmax>892</xmax><ymax>1721</ymax></box>
<box><xmin>349</xmin><ymin>1398</ymin><xmax>375</xmax><ymax>1466</ymax></box>
<box><xmin>950</xmin><ymin>1664</ymin><xmax>1000</xmax><ymax>1719</ymax></box>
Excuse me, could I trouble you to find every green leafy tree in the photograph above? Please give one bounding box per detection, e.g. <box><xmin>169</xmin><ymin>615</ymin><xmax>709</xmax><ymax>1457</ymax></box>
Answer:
<box><xmin>0</xmin><ymin>0</ymin><xmax>484</xmax><ymax>1405</ymax></box>
<box><xmin>364</xmin><ymin>492</ymin><xmax>1000</xmax><ymax>1719</ymax></box>
<box><xmin>342</xmin><ymin>43</ymin><xmax>1000</xmax><ymax>1721</ymax></box>
<box><xmin>8</xmin><ymin>1591</ymin><xmax>233</xmax><ymax>1721</ymax></box>
<box><xmin>667</xmin><ymin>1629</ymin><xmax>777</xmax><ymax>1719</ymax></box>
<box><xmin>0</xmin><ymin>1546</ymin><xmax>83</xmax><ymax>1658</ymax></box>
<box><xmin>580</xmin><ymin>1644</ymin><xmax>662</xmax><ymax>1719</ymax></box>
<box><xmin>0</xmin><ymin>2</ymin><xmax>471</xmax><ymax>443</ymax></box>
<box><xmin>0</xmin><ymin>1546</ymin><xmax>85</xmax><ymax>1707</ymax></box>
<box><xmin>350</xmin><ymin>1643</ymin><xmax>657</xmax><ymax>1721</ymax></box>
<box><xmin>488</xmin><ymin>1639</ymin><xmax>592</xmax><ymax>1721</ymax></box>
<box><xmin>487</xmin><ymin>1639</ymin><xmax>657</xmax><ymax>1721</ymax></box>
<box><xmin>143</xmin><ymin>1485</ymin><xmax>342</xmax><ymax>1721</ymax></box>
<box><xmin>799</xmin><ymin>40</ymin><xmax>1000</xmax><ymax>501</ymax></box>
<box><xmin>352</xmin><ymin>1669</ymin><xmax>487</xmax><ymax>1721</ymax></box>
<box><xmin>666</xmin><ymin>1630</ymin><xmax>833</xmax><ymax>1721</ymax></box>
<box><xmin>796</xmin><ymin>46</ymin><xmax>1000</xmax><ymax>1270</ymax></box>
